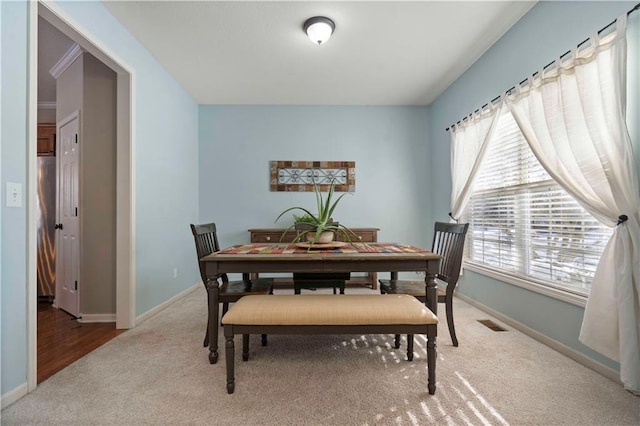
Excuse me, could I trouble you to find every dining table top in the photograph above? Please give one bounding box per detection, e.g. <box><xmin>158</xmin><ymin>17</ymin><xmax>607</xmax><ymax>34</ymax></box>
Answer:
<box><xmin>203</xmin><ymin>242</ymin><xmax>439</xmax><ymax>259</ymax></box>
<box><xmin>201</xmin><ymin>242</ymin><xmax>441</xmax><ymax>274</ymax></box>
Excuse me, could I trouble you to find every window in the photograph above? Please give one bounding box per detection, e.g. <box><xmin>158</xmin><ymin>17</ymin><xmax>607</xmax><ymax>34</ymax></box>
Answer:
<box><xmin>462</xmin><ymin>110</ymin><xmax>612</xmax><ymax>297</ymax></box>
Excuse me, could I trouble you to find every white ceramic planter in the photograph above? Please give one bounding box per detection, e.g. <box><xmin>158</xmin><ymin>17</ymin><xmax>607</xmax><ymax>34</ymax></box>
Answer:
<box><xmin>306</xmin><ymin>231</ymin><xmax>334</xmax><ymax>244</ymax></box>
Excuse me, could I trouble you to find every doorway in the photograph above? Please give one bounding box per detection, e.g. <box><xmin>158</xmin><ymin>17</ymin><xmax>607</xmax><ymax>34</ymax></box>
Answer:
<box><xmin>29</xmin><ymin>1</ymin><xmax>135</xmax><ymax>390</ymax></box>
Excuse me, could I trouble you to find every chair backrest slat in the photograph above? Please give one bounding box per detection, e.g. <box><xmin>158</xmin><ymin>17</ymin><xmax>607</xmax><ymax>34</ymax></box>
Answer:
<box><xmin>431</xmin><ymin>222</ymin><xmax>469</xmax><ymax>286</ymax></box>
<box><xmin>190</xmin><ymin>222</ymin><xmax>225</xmax><ymax>285</ymax></box>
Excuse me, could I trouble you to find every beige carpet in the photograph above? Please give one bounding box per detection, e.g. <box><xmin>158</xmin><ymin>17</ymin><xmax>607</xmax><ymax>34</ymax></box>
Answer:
<box><xmin>2</xmin><ymin>286</ymin><xmax>638</xmax><ymax>425</ymax></box>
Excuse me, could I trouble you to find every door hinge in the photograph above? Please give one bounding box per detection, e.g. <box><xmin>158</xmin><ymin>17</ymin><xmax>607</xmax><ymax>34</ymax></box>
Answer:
<box><xmin>74</xmin><ymin>280</ymin><xmax>78</xmax><ymax>291</ymax></box>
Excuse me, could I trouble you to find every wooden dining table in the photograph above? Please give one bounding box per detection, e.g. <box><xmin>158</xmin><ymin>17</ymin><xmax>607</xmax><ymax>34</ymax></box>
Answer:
<box><xmin>200</xmin><ymin>242</ymin><xmax>442</xmax><ymax>364</ymax></box>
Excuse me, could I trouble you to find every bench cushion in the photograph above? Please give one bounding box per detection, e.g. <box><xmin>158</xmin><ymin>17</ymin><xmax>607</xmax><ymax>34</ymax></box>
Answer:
<box><xmin>221</xmin><ymin>294</ymin><xmax>438</xmax><ymax>326</ymax></box>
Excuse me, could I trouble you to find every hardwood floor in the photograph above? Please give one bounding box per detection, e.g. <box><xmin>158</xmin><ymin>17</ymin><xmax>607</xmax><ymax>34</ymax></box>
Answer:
<box><xmin>37</xmin><ymin>301</ymin><xmax>125</xmax><ymax>384</ymax></box>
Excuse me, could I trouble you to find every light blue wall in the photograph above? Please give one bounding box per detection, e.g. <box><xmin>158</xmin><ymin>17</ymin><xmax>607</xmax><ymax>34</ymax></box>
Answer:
<box><xmin>1</xmin><ymin>0</ymin><xmax>29</xmax><ymax>397</ymax></box>
<box><xmin>1</xmin><ymin>0</ymin><xmax>200</xmax><ymax>397</ymax></box>
<box><xmin>198</xmin><ymin>106</ymin><xmax>432</xmax><ymax>255</ymax></box>
<box><xmin>428</xmin><ymin>1</ymin><xmax>637</xmax><ymax>371</ymax></box>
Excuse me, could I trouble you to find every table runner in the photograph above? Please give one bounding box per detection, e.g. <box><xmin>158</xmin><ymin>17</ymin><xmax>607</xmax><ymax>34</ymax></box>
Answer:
<box><xmin>218</xmin><ymin>243</ymin><xmax>428</xmax><ymax>255</ymax></box>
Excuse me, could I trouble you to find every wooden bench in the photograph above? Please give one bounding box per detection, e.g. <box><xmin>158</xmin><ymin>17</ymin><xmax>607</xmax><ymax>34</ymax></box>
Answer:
<box><xmin>221</xmin><ymin>294</ymin><xmax>439</xmax><ymax>394</ymax></box>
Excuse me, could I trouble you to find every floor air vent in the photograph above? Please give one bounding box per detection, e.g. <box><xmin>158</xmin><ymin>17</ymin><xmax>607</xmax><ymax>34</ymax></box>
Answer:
<box><xmin>478</xmin><ymin>319</ymin><xmax>507</xmax><ymax>332</ymax></box>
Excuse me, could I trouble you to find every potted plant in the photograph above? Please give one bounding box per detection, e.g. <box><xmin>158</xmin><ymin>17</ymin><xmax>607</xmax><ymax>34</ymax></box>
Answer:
<box><xmin>293</xmin><ymin>213</ymin><xmax>337</xmax><ymax>244</ymax></box>
<box><xmin>275</xmin><ymin>180</ymin><xmax>356</xmax><ymax>244</ymax></box>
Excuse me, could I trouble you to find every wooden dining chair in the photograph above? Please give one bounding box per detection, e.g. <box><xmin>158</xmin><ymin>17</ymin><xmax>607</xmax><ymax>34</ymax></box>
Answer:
<box><xmin>190</xmin><ymin>223</ymin><xmax>273</xmax><ymax>364</ymax></box>
<box><xmin>379</xmin><ymin>221</ymin><xmax>469</xmax><ymax>347</ymax></box>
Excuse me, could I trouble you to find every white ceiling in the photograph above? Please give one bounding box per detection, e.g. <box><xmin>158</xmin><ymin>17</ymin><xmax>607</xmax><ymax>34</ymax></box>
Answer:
<box><xmin>101</xmin><ymin>1</ymin><xmax>536</xmax><ymax>106</ymax></box>
<box><xmin>39</xmin><ymin>1</ymin><xmax>537</xmax><ymax>106</ymax></box>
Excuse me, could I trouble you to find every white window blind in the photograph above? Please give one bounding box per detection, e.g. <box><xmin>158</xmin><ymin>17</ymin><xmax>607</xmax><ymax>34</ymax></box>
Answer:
<box><xmin>462</xmin><ymin>110</ymin><xmax>612</xmax><ymax>296</ymax></box>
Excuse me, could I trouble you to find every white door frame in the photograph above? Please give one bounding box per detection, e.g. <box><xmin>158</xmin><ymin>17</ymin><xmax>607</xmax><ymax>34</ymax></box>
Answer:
<box><xmin>27</xmin><ymin>0</ymin><xmax>137</xmax><ymax>391</ymax></box>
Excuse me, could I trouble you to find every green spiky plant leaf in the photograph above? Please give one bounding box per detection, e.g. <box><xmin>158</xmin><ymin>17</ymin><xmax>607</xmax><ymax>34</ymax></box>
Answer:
<box><xmin>275</xmin><ymin>179</ymin><xmax>358</xmax><ymax>244</ymax></box>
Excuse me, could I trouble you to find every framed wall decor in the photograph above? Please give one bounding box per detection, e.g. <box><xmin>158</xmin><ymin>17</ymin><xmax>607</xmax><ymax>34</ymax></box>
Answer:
<box><xmin>270</xmin><ymin>161</ymin><xmax>355</xmax><ymax>192</ymax></box>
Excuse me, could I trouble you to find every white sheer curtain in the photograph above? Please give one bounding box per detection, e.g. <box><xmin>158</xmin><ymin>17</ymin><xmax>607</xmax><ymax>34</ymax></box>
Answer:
<box><xmin>505</xmin><ymin>15</ymin><xmax>640</xmax><ymax>394</ymax></box>
<box><xmin>449</xmin><ymin>102</ymin><xmax>503</xmax><ymax>220</ymax></box>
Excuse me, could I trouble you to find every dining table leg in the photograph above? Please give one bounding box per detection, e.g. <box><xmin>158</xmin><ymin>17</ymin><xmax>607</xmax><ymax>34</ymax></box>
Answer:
<box><xmin>425</xmin><ymin>265</ymin><xmax>438</xmax><ymax>316</ymax></box>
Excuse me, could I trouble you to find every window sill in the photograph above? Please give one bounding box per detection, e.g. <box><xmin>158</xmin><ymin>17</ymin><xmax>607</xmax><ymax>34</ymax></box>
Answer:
<box><xmin>462</xmin><ymin>261</ymin><xmax>588</xmax><ymax>308</ymax></box>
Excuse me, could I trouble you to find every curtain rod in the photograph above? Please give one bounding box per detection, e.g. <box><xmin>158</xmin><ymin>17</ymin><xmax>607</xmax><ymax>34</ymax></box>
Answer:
<box><xmin>445</xmin><ymin>2</ymin><xmax>640</xmax><ymax>132</ymax></box>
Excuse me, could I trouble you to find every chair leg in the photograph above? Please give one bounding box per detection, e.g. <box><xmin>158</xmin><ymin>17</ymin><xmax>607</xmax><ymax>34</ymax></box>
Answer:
<box><xmin>406</xmin><ymin>334</ymin><xmax>414</xmax><ymax>361</ymax></box>
<box><xmin>203</xmin><ymin>309</ymin><xmax>210</xmax><ymax>347</ymax></box>
<box><xmin>446</xmin><ymin>295</ymin><xmax>458</xmax><ymax>347</ymax></box>
<box><xmin>242</xmin><ymin>334</ymin><xmax>250</xmax><ymax>361</ymax></box>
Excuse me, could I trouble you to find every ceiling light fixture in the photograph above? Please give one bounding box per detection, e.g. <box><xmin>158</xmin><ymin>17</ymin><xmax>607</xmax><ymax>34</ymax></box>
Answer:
<box><xmin>303</xmin><ymin>16</ymin><xmax>335</xmax><ymax>45</ymax></box>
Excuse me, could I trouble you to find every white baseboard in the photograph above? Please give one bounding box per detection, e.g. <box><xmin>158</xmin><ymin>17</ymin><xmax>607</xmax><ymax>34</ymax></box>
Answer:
<box><xmin>136</xmin><ymin>283</ymin><xmax>200</xmax><ymax>324</ymax></box>
<box><xmin>78</xmin><ymin>313</ymin><xmax>116</xmax><ymax>323</ymax></box>
<box><xmin>455</xmin><ymin>292</ymin><xmax>622</xmax><ymax>385</ymax></box>
<box><xmin>1</xmin><ymin>382</ymin><xmax>28</xmax><ymax>410</ymax></box>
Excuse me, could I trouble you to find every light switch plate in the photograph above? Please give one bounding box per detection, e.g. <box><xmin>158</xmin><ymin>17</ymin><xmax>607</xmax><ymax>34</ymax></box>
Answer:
<box><xmin>6</xmin><ymin>182</ymin><xmax>23</xmax><ymax>208</ymax></box>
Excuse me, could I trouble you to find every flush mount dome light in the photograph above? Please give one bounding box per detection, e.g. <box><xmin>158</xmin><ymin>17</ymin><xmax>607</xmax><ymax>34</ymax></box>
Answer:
<box><xmin>303</xmin><ymin>16</ymin><xmax>335</xmax><ymax>45</ymax></box>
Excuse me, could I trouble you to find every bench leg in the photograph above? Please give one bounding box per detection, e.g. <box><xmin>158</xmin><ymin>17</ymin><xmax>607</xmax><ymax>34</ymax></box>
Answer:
<box><xmin>407</xmin><ymin>334</ymin><xmax>414</xmax><ymax>361</ymax></box>
<box><xmin>261</xmin><ymin>334</ymin><xmax>268</xmax><ymax>346</ymax></box>
<box><xmin>427</xmin><ymin>332</ymin><xmax>437</xmax><ymax>395</ymax></box>
<box><xmin>225</xmin><ymin>333</ymin><xmax>235</xmax><ymax>394</ymax></box>
<box><xmin>242</xmin><ymin>334</ymin><xmax>249</xmax><ymax>361</ymax></box>
<box><xmin>394</xmin><ymin>334</ymin><xmax>401</xmax><ymax>349</ymax></box>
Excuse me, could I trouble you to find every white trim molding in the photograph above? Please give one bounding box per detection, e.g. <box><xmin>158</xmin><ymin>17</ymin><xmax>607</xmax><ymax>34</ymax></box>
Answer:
<box><xmin>49</xmin><ymin>43</ymin><xmax>83</xmax><ymax>79</ymax></box>
<box><xmin>27</xmin><ymin>0</ymin><xmax>39</xmax><ymax>394</ymax></box>
<box><xmin>78</xmin><ymin>313</ymin><xmax>116</xmax><ymax>323</ymax></box>
<box><xmin>136</xmin><ymin>283</ymin><xmax>200</xmax><ymax>324</ymax></box>
<box><xmin>463</xmin><ymin>261</ymin><xmax>588</xmax><ymax>307</ymax></box>
<box><xmin>1</xmin><ymin>383</ymin><xmax>28</xmax><ymax>410</ymax></box>
<box><xmin>455</xmin><ymin>292</ymin><xmax>621</xmax><ymax>385</ymax></box>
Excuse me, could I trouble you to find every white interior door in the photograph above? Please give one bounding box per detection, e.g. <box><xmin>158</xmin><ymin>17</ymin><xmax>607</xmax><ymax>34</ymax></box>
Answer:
<box><xmin>55</xmin><ymin>111</ymin><xmax>80</xmax><ymax>317</ymax></box>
